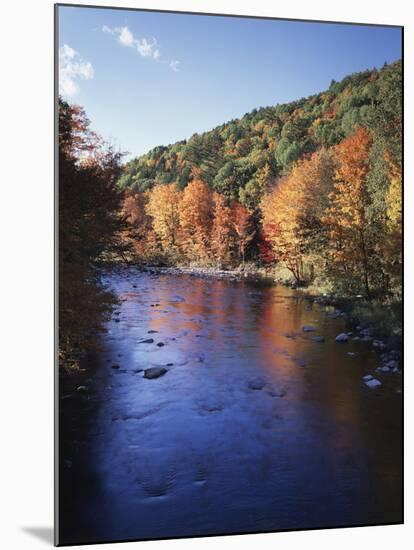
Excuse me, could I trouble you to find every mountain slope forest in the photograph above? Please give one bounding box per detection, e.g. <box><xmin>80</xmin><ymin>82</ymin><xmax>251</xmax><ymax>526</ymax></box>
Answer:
<box><xmin>119</xmin><ymin>60</ymin><xmax>402</xmax><ymax>299</ymax></box>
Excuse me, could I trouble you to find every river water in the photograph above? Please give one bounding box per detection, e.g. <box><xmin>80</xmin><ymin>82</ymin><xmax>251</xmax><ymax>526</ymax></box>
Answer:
<box><xmin>59</xmin><ymin>269</ymin><xmax>402</xmax><ymax>545</ymax></box>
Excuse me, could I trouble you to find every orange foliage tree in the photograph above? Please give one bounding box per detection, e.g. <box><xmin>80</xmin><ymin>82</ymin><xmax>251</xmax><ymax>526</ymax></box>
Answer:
<box><xmin>122</xmin><ymin>192</ymin><xmax>160</xmax><ymax>258</ymax></box>
<box><xmin>323</xmin><ymin>127</ymin><xmax>374</xmax><ymax>296</ymax></box>
<box><xmin>179</xmin><ymin>179</ymin><xmax>213</xmax><ymax>260</ymax></box>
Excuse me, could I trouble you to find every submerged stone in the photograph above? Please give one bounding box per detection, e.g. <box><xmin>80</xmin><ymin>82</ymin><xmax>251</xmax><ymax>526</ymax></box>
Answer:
<box><xmin>364</xmin><ymin>378</ymin><xmax>382</xmax><ymax>389</ymax></box>
<box><xmin>302</xmin><ymin>325</ymin><xmax>316</xmax><ymax>332</ymax></box>
<box><xmin>335</xmin><ymin>333</ymin><xmax>349</xmax><ymax>343</ymax></box>
<box><xmin>248</xmin><ymin>378</ymin><xmax>266</xmax><ymax>390</ymax></box>
<box><xmin>144</xmin><ymin>367</ymin><xmax>167</xmax><ymax>379</ymax></box>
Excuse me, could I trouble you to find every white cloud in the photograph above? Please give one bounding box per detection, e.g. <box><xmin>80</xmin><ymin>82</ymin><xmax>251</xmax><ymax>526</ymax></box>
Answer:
<box><xmin>103</xmin><ymin>25</ymin><xmax>177</xmax><ymax>68</ymax></box>
<box><xmin>169</xmin><ymin>60</ymin><xmax>180</xmax><ymax>72</ymax></box>
<box><xmin>136</xmin><ymin>37</ymin><xmax>158</xmax><ymax>58</ymax></box>
<box><xmin>119</xmin><ymin>26</ymin><xmax>135</xmax><ymax>47</ymax></box>
<box><xmin>59</xmin><ymin>44</ymin><xmax>94</xmax><ymax>97</ymax></box>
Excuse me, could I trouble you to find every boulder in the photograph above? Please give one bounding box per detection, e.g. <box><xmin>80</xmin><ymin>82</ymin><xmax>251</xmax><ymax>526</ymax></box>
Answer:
<box><xmin>335</xmin><ymin>333</ymin><xmax>349</xmax><ymax>343</ymax></box>
<box><xmin>377</xmin><ymin>366</ymin><xmax>391</xmax><ymax>373</ymax></box>
<box><xmin>364</xmin><ymin>378</ymin><xmax>382</xmax><ymax>389</ymax></box>
<box><xmin>143</xmin><ymin>367</ymin><xmax>167</xmax><ymax>379</ymax></box>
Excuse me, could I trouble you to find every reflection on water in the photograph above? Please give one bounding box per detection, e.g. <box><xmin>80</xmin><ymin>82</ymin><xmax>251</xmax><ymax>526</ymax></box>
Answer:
<box><xmin>59</xmin><ymin>269</ymin><xmax>402</xmax><ymax>545</ymax></box>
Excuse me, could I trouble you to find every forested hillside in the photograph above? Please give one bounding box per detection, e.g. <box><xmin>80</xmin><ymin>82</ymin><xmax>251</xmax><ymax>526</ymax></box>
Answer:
<box><xmin>119</xmin><ymin>60</ymin><xmax>402</xmax><ymax>300</ymax></box>
<box><xmin>119</xmin><ymin>61</ymin><xmax>401</xmax><ymax>203</ymax></box>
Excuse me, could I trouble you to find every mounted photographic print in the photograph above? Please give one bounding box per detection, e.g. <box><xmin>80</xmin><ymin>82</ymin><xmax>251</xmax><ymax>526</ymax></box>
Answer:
<box><xmin>55</xmin><ymin>3</ymin><xmax>403</xmax><ymax>546</ymax></box>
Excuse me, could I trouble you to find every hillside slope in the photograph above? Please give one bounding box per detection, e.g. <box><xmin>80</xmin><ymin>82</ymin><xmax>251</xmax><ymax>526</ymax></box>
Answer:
<box><xmin>118</xmin><ymin>60</ymin><xmax>401</xmax><ymax>211</ymax></box>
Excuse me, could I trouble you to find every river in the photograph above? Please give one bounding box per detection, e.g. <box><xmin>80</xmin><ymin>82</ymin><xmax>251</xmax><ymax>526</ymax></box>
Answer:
<box><xmin>59</xmin><ymin>268</ymin><xmax>402</xmax><ymax>545</ymax></box>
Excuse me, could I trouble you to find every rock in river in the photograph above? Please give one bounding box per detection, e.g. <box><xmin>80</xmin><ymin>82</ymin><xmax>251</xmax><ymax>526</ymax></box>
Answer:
<box><xmin>248</xmin><ymin>378</ymin><xmax>266</xmax><ymax>390</ymax></box>
<box><xmin>139</xmin><ymin>338</ymin><xmax>154</xmax><ymax>344</ymax></box>
<box><xmin>377</xmin><ymin>365</ymin><xmax>391</xmax><ymax>373</ymax></box>
<box><xmin>364</xmin><ymin>377</ymin><xmax>382</xmax><ymax>389</ymax></box>
<box><xmin>144</xmin><ymin>367</ymin><xmax>167</xmax><ymax>379</ymax></box>
<box><xmin>311</xmin><ymin>336</ymin><xmax>325</xmax><ymax>343</ymax></box>
<box><xmin>372</xmin><ymin>339</ymin><xmax>386</xmax><ymax>350</ymax></box>
<box><xmin>302</xmin><ymin>325</ymin><xmax>316</xmax><ymax>332</ymax></box>
<box><xmin>335</xmin><ymin>333</ymin><xmax>349</xmax><ymax>343</ymax></box>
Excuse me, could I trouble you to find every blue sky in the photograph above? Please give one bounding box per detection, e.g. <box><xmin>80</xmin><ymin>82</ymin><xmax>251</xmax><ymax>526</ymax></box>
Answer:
<box><xmin>58</xmin><ymin>5</ymin><xmax>402</xmax><ymax>159</ymax></box>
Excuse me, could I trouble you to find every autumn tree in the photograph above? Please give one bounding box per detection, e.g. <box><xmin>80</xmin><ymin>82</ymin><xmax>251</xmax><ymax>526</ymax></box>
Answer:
<box><xmin>260</xmin><ymin>149</ymin><xmax>337</xmax><ymax>283</ymax></box>
<box><xmin>59</xmin><ymin>98</ymin><xmax>126</xmax><ymax>367</ymax></box>
<box><xmin>179</xmin><ymin>179</ymin><xmax>213</xmax><ymax>260</ymax></box>
<box><xmin>231</xmin><ymin>203</ymin><xmax>254</xmax><ymax>266</ymax></box>
<box><xmin>323</xmin><ymin>127</ymin><xmax>374</xmax><ymax>296</ymax></box>
<box><xmin>383</xmin><ymin>152</ymin><xmax>402</xmax><ymax>294</ymax></box>
<box><xmin>122</xmin><ymin>191</ymin><xmax>154</xmax><ymax>258</ymax></box>
<box><xmin>261</xmin><ymin>174</ymin><xmax>306</xmax><ymax>282</ymax></box>
<box><xmin>211</xmin><ymin>192</ymin><xmax>234</xmax><ymax>265</ymax></box>
<box><xmin>146</xmin><ymin>183</ymin><xmax>181</xmax><ymax>251</ymax></box>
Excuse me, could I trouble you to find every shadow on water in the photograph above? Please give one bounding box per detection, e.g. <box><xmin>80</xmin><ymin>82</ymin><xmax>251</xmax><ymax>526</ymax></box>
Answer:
<box><xmin>58</xmin><ymin>268</ymin><xmax>402</xmax><ymax>545</ymax></box>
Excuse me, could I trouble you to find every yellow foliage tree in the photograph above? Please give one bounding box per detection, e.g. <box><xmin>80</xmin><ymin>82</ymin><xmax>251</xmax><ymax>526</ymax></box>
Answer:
<box><xmin>146</xmin><ymin>183</ymin><xmax>181</xmax><ymax>251</ymax></box>
<box><xmin>231</xmin><ymin>203</ymin><xmax>254</xmax><ymax>266</ymax></box>
<box><xmin>261</xmin><ymin>149</ymin><xmax>336</xmax><ymax>282</ymax></box>
<box><xmin>211</xmin><ymin>192</ymin><xmax>234</xmax><ymax>265</ymax></box>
